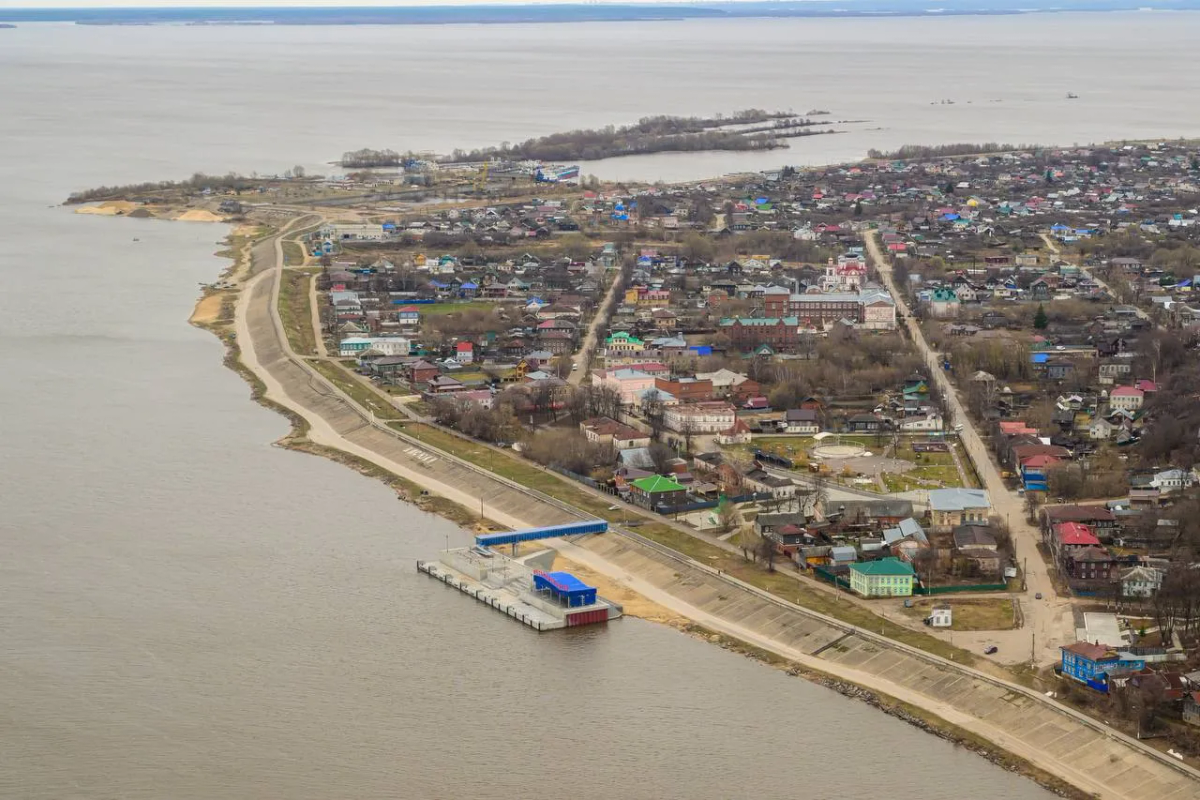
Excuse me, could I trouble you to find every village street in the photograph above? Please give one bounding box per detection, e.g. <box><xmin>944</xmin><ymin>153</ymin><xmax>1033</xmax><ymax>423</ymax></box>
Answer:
<box><xmin>866</xmin><ymin>231</ymin><xmax>1076</xmax><ymax>665</ymax></box>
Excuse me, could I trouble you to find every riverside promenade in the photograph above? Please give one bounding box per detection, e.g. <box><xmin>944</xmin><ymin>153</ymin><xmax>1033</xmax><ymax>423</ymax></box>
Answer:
<box><xmin>230</xmin><ymin>221</ymin><xmax>1200</xmax><ymax>800</ymax></box>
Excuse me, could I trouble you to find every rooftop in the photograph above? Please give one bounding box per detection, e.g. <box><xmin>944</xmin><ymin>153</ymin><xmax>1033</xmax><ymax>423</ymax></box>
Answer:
<box><xmin>928</xmin><ymin>488</ymin><xmax>990</xmax><ymax>512</ymax></box>
<box><xmin>849</xmin><ymin>557</ymin><xmax>915</xmax><ymax>577</ymax></box>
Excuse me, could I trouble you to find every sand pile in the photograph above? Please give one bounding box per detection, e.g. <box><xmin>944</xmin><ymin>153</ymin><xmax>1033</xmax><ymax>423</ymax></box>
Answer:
<box><xmin>189</xmin><ymin>293</ymin><xmax>225</xmax><ymax>326</ymax></box>
<box><xmin>175</xmin><ymin>209</ymin><xmax>225</xmax><ymax>223</ymax></box>
<box><xmin>74</xmin><ymin>200</ymin><xmax>138</xmax><ymax>216</ymax></box>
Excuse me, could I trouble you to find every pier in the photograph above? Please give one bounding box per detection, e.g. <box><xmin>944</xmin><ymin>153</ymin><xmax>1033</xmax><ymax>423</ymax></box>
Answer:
<box><xmin>417</xmin><ymin>544</ymin><xmax>622</xmax><ymax>632</ymax></box>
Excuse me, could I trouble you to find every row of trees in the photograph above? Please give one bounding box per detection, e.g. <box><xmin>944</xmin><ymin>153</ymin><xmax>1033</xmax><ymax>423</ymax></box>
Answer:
<box><xmin>446</xmin><ymin>110</ymin><xmax>796</xmax><ymax>163</ymax></box>
<box><xmin>65</xmin><ymin>171</ymin><xmax>256</xmax><ymax>204</ymax></box>
<box><xmin>865</xmin><ymin>142</ymin><xmax>1031</xmax><ymax>160</ymax></box>
<box><xmin>340</xmin><ymin>148</ymin><xmax>402</xmax><ymax>168</ymax></box>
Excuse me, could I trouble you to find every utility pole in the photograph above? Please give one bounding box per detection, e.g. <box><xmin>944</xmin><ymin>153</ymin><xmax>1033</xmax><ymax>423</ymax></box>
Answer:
<box><xmin>1023</xmin><ymin>556</ymin><xmax>1028</xmax><ymax>591</ymax></box>
<box><xmin>1030</xmin><ymin>630</ymin><xmax>1036</xmax><ymax>668</ymax></box>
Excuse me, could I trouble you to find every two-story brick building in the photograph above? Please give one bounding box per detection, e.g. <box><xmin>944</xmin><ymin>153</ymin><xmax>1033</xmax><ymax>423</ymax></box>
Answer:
<box><xmin>718</xmin><ymin>317</ymin><xmax>800</xmax><ymax>351</ymax></box>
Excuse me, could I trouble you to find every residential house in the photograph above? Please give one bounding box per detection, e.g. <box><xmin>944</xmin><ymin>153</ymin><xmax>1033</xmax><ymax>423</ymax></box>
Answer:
<box><xmin>663</xmin><ymin>402</ymin><xmax>738</xmax><ymax>434</ymax></box>
<box><xmin>846</xmin><ymin>413</ymin><xmax>886</xmax><ymax>433</ymax></box>
<box><xmin>1060</xmin><ymin>642</ymin><xmax>1118</xmax><ymax>687</ymax></box>
<box><xmin>716</xmin><ymin>418</ymin><xmax>752</xmax><ymax>445</ymax></box>
<box><xmin>655</xmin><ymin>377</ymin><xmax>714</xmax><ymax>403</ymax></box>
<box><xmin>928</xmin><ymin>287</ymin><xmax>961</xmax><ymax>318</ymax></box>
<box><xmin>580</xmin><ymin>417</ymin><xmax>651</xmax><ymax>450</ymax></box>
<box><xmin>605</xmin><ymin>331</ymin><xmax>645</xmax><ymax>354</ymax></box>
<box><xmin>928</xmin><ymin>488</ymin><xmax>991</xmax><ymax>532</ymax></box>
<box><xmin>696</xmin><ymin>368</ymin><xmax>759</xmax><ymax>400</ymax></box>
<box><xmin>849</xmin><ymin>557</ymin><xmax>916</xmax><ymax>598</ymax></box>
<box><xmin>1042</xmin><ymin>505</ymin><xmax>1118</xmax><ymax>538</ymax></box>
<box><xmin>1063</xmin><ymin>546</ymin><xmax>1116</xmax><ymax>585</ymax></box>
<box><xmin>835</xmin><ymin>499</ymin><xmax>915</xmax><ymax>527</ymax></box>
<box><xmin>742</xmin><ymin>469</ymin><xmax>797</xmax><ymax>501</ymax></box>
<box><xmin>1109</xmin><ymin>385</ymin><xmax>1145</xmax><ymax>411</ymax></box>
<box><xmin>1185</xmin><ymin>693</ymin><xmax>1200</xmax><ymax>727</ymax></box>
<box><xmin>783</xmin><ymin>408</ymin><xmax>820</xmax><ymax>434</ymax></box>
<box><xmin>628</xmin><ymin>474</ymin><xmax>688</xmax><ymax>511</ymax></box>
<box><xmin>396</xmin><ymin>305</ymin><xmax>421</xmax><ymax>326</ymax></box>
<box><xmin>1050</xmin><ymin>521</ymin><xmax>1101</xmax><ymax>562</ymax></box>
<box><xmin>898</xmin><ymin>412</ymin><xmax>944</xmax><ymax>432</ymax></box>
<box><xmin>595</xmin><ymin>368</ymin><xmax>657</xmax><ymax>406</ymax></box>
<box><xmin>1119</xmin><ymin>565</ymin><xmax>1164</xmax><ymax>599</ymax></box>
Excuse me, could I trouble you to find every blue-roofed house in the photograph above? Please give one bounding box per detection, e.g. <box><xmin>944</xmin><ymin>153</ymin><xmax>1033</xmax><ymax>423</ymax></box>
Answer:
<box><xmin>883</xmin><ymin>517</ymin><xmax>927</xmax><ymax>545</ymax></box>
<box><xmin>928</xmin><ymin>488</ymin><xmax>991</xmax><ymax>532</ymax></box>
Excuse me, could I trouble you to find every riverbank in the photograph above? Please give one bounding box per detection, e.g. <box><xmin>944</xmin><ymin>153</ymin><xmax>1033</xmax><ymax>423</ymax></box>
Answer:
<box><xmin>173</xmin><ymin>215</ymin><xmax>1200</xmax><ymax>800</ymax></box>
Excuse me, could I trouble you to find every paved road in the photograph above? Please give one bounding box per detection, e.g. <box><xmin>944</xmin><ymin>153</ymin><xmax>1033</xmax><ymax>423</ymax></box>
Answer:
<box><xmin>865</xmin><ymin>231</ymin><xmax>1075</xmax><ymax>665</ymax></box>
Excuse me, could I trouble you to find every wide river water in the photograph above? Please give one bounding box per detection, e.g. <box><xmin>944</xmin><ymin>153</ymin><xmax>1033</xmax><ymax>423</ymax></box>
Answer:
<box><xmin>6</xmin><ymin>13</ymin><xmax>1190</xmax><ymax>798</ymax></box>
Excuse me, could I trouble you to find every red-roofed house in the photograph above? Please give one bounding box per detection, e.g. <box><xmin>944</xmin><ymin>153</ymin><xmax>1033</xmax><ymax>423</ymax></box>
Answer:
<box><xmin>455</xmin><ymin>341</ymin><xmax>474</xmax><ymax>364</ymax></box>
<box><xmin>717</xmin><ymin>418</ymin><xmax>752</xmax><ymax>445</ymax></box>
<box><xmin>1134</xmin><ymin>380</ymin><xmax>1158</xmax><ymax>394</ymax></box>
<box><xmin>397</xmin><ymin>306</ymin><xmax>421</xmax><ymax>326</ymax></box>
<box><xmin>999</xmin><ymin>421</ymin><xmax>1039</xmax><ymax>437</ymax></box>
<box><xmin>1110</xmin><ymin>386</ymin><xmax>1145</xmax><ymax>411</ymax></box>
<box><xmin>1050</xmin><ymin>521</ymin><xmax>1101</xmax><ymax>562</ymax></box>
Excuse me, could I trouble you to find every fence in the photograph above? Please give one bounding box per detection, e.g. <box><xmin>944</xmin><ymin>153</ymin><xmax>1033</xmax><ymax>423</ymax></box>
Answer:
<box><xmin>653</xmin><ymin>491</ymin><xmax>775</xmax><ymax>516</ymax></box>
<box><xmin>914</xmin><ymin>582</ymin><xmax>1008</xmax><ymax>595</ymax></box>
<box><xmin>812</xmin><ymin>564</ymin><xmax>852</xmax><ymax>590</ymax></box>
<box><xmin>546</xmin><ymin>464</ymin><xmax>601</xmax><ymax>490</ymax></box>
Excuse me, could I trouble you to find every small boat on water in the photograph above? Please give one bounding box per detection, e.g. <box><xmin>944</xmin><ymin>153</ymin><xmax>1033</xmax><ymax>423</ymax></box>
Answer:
<box><xmin>1067</xmin><ymin>92</ymin><xmax>1079</xmax><ymax>99</ymax></box>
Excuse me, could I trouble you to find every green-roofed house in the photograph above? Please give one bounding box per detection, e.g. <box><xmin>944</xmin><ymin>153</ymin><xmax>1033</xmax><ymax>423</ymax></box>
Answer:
<box><xmin>848</xmin><ymin>557</ymin><xmax>916</xmax><ymax>597</ymax></box>
<box><xmin>605</xmin><ymin>331</ymin><xmax>645</xmax><ymax>354</ymax></box>
<box><xmin>629</xmin><ymin>474</ymin><xmax>688</xmax><ymax>511</ymax></box>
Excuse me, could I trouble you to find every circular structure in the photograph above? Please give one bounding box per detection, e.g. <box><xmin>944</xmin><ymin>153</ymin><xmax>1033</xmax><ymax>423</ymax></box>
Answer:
<box><xmin>812</xmin><ymin>443</ymin><xmax>870</xmax><ymax>459</ymax></box>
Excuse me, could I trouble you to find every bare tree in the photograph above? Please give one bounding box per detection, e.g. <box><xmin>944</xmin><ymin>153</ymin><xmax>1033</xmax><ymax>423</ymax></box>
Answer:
<box><xmin>679</xmin><ymin>415</ymin><xmax>700</xmax><ymax>455</ymax></box>
<box><xmin>718</xmin><ymin>500</ymin><xmax>741</xmax><ymax>534</ymax></box>
<box><xmin>642</xmin><ymin>390</ymin><xmax>667</xmax><ymax>441</ymax></box>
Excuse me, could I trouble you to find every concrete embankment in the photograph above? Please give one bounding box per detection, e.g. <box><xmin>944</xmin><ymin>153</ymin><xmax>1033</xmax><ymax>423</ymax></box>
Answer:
<box><xmin>230</xmin><ymin>226</ymin><xmax>1200</xmax><ymax>800</ymax></box>
<box><xmin>560</xmin><ymin>534</ymin><xmax>1197</xmax><ymax>800</ymax></box>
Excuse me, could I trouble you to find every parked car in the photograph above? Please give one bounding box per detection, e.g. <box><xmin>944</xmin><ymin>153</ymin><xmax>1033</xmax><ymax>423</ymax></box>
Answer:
<box><xmin>984</xmin><ymin>645</ymin><xmax>998</xmax><ymax>655</ymax></box>
<box><xmin>1035</xmin><ymin>592</ymin><xmax>1043</xmax><ymax>600</ymax></box>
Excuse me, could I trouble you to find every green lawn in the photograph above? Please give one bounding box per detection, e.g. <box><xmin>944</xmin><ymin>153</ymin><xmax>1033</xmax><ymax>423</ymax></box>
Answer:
<box><xmin>415</xmin><ymin>301</ymin><xmax>498</xmax><ymax>317</ymax></box>
<box><xmin>309</xmin><ymin>360</ymin><xmax>402</xmax><ymax>420</ymax></box>
<box><xmin>899</xmin><ymin>598</ymin><xmax>1016</xmax><ymax>631</ymax></box>
<box><xmin>277</xmin><ymin>268</ymin><xmax>319</xmax><ymax>356</ymax></box>
<box><xmin>281</xmin><ymin>240</ymin><xmax>306</xmax><ymax>266</ymax></box>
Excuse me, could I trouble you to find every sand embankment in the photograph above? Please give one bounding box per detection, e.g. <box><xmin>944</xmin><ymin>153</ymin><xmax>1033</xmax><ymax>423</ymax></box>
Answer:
<box><xmin>174</xmin><ymin>209</ymin><xmax>225</xmax><ymax>223</ymax></box>
<box><xmin>74</xmin><ymin>200</ymin><xmax>139</xmax><ymax>216</ymax></box>
<box><xmin>189</xmin><ymin>293</ymin><xmax>226</xmax><ymax>326</ymax></box>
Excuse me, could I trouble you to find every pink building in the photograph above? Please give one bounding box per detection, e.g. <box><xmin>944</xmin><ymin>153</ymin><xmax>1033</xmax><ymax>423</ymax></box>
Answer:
<box><xmin>595</xmin><ymin>368</ymin><xmax>657</xmax><ymax>405</ymax></box>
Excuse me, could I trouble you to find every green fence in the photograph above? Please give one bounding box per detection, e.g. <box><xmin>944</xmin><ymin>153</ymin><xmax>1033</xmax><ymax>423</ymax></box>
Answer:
<box><xmin>914</xmin><ymin>583</ymin><xmax>1007</xmax><ymax>595</ymax></box>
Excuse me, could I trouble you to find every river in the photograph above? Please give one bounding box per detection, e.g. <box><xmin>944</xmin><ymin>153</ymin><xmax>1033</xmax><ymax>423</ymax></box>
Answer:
<box><xmin>5</xmin><ymin>14</ymin><xmax>1178</xmax><ymax>798</ymax></box>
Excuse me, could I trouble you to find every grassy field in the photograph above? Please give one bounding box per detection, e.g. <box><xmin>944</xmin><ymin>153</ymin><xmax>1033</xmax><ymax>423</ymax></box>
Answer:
<box><xmin>899</xmin><ymin>598</ymin><xmax>1016</xmax><ymax>631</ymax></box>
<box><xmin>309</xmin><ymin>360</ymin><xmax>403</xmax><ymax>421</ymax></box>
<box><xmin>281</xmin><ymin>239</ymin><xmax>307</xmax><ymax>266</ymax></box>
<box><xmin>277</xmin><ymin>268</ymin><xmax>319</xmax><ymax>356</ymax></box>
<box><xmin>383</xmin><ymin>421</ymin><xmax>982</xmax><ymax>666</ymax></box>
<box><xmin>415</xmin><ymin>301</ymin><xmax>498</xmax><ymax>317</ymax></box>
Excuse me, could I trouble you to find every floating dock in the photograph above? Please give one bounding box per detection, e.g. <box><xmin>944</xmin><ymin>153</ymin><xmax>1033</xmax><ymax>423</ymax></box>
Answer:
<box><xmin>417</xmin><ymin>544</ymin><xmax>621</xmax><ymax>632</ymax></box>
